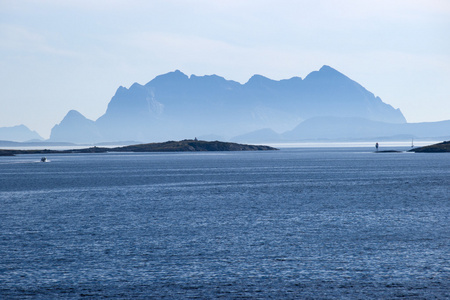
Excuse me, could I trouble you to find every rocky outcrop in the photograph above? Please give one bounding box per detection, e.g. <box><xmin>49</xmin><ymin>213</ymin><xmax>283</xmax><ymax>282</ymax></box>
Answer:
<box><xmin>409</xmin><ymin>141</ymin><xmax>450</xmax><ymax>152</ymax></box>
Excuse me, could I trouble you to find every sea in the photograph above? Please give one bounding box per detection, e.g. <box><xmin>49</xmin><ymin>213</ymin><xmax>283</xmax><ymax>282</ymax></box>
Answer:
<box><xmin>1</xmin><ymin>146</ymin><xmax>449</xmax><ymax>299</ymax></box>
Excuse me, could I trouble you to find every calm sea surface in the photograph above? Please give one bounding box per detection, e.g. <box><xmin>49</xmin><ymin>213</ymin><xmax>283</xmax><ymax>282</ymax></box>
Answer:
<box><xmin>1</xmin><ymin>148</ymin><xmax>449</xmax><ymax>299</ymax></box>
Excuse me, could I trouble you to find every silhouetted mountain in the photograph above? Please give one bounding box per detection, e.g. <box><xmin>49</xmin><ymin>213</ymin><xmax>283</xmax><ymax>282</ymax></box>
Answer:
<box><xmin>231</xmin><ymin>128</ymin><xmax>284</xmax><ymax>143</ymax></box>
<box><xmin>284</xmin><ymin>117</ymin><xmax>395</xmax><ymax>140</ymax></box>
<box><xmin>299</xmin><ymin>66</ymin><xmax>405</xmax><ymax>122</ymax></box>
<box><xmin>95</xmin><ymin>83</ymin><xmax>165</xmax><ymax>142</ymax></box>
<box><xmin>0</xmin><ymin>125</ymin><xmax>43</xmax><ymax>142</ymax></box>
<box><xmin>50</xmin><ymin>110</ymin><xmax>101</xmax><ymax>144</ymax></box>
<box><xmin>49</xmin><ymin>66</ymin><xmax>410</xmax><ymax>143</ymax></box>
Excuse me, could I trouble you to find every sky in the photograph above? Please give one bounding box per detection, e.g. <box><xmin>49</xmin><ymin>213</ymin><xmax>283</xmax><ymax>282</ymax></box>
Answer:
<box><xmin>1</xmin><ymin>0</ymin><xmax>449</xmax><ymax>138</ymax></box>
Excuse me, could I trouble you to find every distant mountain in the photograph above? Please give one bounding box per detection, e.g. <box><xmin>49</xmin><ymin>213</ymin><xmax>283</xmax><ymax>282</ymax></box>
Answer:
<box><xmin>232</xmin><ymin>117</ymin><xmax>450</xmax><ymax>143</ymax></box>
<box><xmin>49</xmin><ymin>65</ymin><xmax>408</xmax><ymax>143</ymax></box>
<box><xmin>0</xmin><ymin>125</ymin><xmax>43</xmax><ymax>142</ymax></box>
<box><xmin>231</xmin><ymin>128</ymin><xmax>284</xmax><ymax>143</ymax></box>
<box><xmin>284</xmin><ymin>117</ymin><xmax>450</xmax><ymax>141</ymax></box>
<box><xmin>95</xmin><ymin>83</ymin><xmax>165</xmax><ymax>142</ymax></box>
<box><xmin>50</xmin><ymin>110</ymin><xmax>101</xmax><ymax>144</ymax></box>
<box><xmin>298</xmin><ymin>66</ymin><xmax>405</xmax><ymax>123</ymax></box>
<box><xmin>284</xmin><ymin>117</ymin><xmax>397</xmax><ymax>140</ymax></box>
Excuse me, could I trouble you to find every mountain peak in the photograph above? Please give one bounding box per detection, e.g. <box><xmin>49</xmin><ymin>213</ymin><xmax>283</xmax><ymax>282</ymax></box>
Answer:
<box><xmin>245</xmin><ymin>74</ymin><xmax>275</xmax><ymax>86</ymax></box>
<box><xmin>319</xmin><ymin>65</ymin><xmax>337</xmax><ymax>72</ymax></box>
<box><xmin>64</xmin><ymin>110</ymin><xmax>87</xmax><ymax>121</ymax></box>
<box><xmin>147</xmin><ymin>70</ymin><xmax>189</xmax><ymax>86</ymax></box>
<box><xmin>304</xmin><ymin>65</ymin><xmax>350</xmax><ymax>83</ymax></box>
<box><xmin>50</xmin><ymin>110</ymin><xmax>99</xmax><ymax>143</ymax></box>
<box><xmin>190</xmin><ymin>74</ymin><xmax>224</xmax><ymax>80</ymax></box>
<box><xmin>0</xmin><ymin>124</ymin><xmax>44</xmax><ymax>142</ymax></box>
<box><xmin>130</xmin><ymin>82</ymin><xmax>144</xmax><ymax>90</ymax></box>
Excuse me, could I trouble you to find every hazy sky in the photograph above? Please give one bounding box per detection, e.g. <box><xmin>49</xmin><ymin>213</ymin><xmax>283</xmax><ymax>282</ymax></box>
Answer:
<box><xmin>1</xmin><ymin>0</ymin><xmax>449</xmax><ymax>138</ymax></box>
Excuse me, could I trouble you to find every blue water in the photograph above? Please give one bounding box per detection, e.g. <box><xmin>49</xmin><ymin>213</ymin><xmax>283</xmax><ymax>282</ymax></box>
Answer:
<box><xmin>1</xmin><ymin>148</ymin><xmax>449</xmax><ymax>299</ymax></box>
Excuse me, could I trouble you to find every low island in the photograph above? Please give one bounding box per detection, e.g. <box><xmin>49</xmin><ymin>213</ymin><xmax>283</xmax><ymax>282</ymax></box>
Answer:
<box><xmin>409</xmin><ymin>141</ymin><xmax>450</xmax><ymax>153</ymax></box>
<box><xmin>0</xmin><ymin>139</ymin><xmax>278</xmax><ymax>156</ymax></box>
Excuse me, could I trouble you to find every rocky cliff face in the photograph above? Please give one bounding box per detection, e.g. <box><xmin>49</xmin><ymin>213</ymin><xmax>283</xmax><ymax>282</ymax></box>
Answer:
<box><xmin>49</xmin><ymin>66</ymin><xmax>407</xmax><ymax>143</ymax></box>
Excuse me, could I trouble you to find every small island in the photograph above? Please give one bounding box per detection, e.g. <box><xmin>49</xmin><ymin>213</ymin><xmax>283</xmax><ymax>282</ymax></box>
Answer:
<box><xmin>0</xmin><ymin>139</ymin><xmax>278</xmax><ymax>156</ymax></box>
<box><xmin>409</xmin><ymin>141</ymin><xmax>450</xmax><ymax>153</ymax></box>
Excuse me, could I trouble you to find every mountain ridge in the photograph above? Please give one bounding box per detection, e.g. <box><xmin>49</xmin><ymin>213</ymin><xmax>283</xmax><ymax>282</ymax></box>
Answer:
<box><xmin>45</xmin><ymin>65</ymin><xmax>410</xmax><ymax>143</ymax></box>
<box><xmin>8</xmin><ymin>65</ymin><xmax>445</xmax><ymax>144</ymax></box>
<box><xmin>0</xmin><ymin>125</ymin><xmax>43</xmax><ymax>142</ymax></box>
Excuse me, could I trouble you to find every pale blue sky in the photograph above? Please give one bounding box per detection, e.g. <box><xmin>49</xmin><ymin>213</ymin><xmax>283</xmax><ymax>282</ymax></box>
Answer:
<box><xmin>1</xmin><ymin>0</ymin><xmax>449</xmax><ymax>138</ymax></box>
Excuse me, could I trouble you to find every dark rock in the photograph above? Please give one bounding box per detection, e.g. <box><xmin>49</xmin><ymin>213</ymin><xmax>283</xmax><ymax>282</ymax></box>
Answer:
<box><xmin>409</xmin><ymin>141</ymin><xmax>450</xmax><ymax>153</ymax></box>
<box><xmin>0</xmin><ymin>140</ymin><xmax>277</xmax><ymax>156</ymax></box>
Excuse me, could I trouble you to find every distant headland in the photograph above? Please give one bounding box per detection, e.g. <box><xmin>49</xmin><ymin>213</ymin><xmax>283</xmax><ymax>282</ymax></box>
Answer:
<box><xmin>0</xmin><ymin>140</ymin><xmax>278</xmax><ymax>156</ymax></box>
<box><xmin>409</xmin><ymin>141</ymin><xmax>450</xmax><ymax>153</ymax></box>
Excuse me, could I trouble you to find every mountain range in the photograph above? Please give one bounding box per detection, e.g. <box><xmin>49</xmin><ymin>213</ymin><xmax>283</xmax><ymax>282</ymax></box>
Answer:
<box><xmin>2</xmin><ymin>65</ymin><xmax>449</xmax><ymax>144</ymax></box>
<box><xmin>47</xmin><ymin>65</ymin><xmax>408</xmax><ymax>143</ymax></box>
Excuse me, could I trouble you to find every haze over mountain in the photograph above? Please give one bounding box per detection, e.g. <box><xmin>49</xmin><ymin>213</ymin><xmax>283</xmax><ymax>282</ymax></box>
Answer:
<box><xmin>50</xmin><ymin>110</ymin><xmax>102</xmax><ymax>144</ymax></box>
<box><xmin>0</xmin><ymin>125</ymin><xmax>43</xmax><ymax>142</ymax></box>
<box><xmin>48</xmin><ymin>65</ymin><xmax>413</xmax><ymax>143</ymax></box>
<box><xmin>233</xmin><ymin>117</ymin><xmax>450</xmax><ymax>144</ymax></box>
<box><xmin>283</xmin><ymin>117</ymin><xmax>450</xmax><ymax>142</ymax></box>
